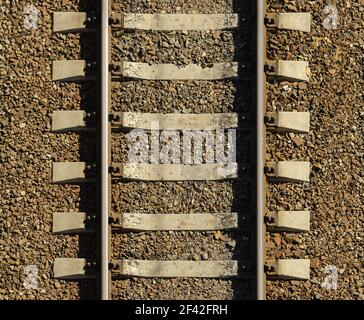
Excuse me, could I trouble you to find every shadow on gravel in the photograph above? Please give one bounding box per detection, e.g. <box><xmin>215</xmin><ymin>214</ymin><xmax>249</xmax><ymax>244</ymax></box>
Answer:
<box><xmin>229</xmin><ymin>0</ymin><xmax>257</xmax><ymax>300</ymax></box>
<box><xmin>76</xmin><ymin>0</ymin><xmax>98</xmax><ymax>300</ymax></box>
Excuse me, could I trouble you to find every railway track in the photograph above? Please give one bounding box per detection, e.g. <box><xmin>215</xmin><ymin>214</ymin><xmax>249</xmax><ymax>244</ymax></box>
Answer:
<box><xmin>50</xmin><ymin>0</ymin><xmax>312</xmax><ymax>300</ymax></box>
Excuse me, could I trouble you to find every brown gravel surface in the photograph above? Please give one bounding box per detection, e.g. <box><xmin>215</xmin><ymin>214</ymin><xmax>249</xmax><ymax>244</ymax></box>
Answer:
<box><xmin>266</xmin><ymin>0</ymin><xmax>363</xmax><ymax>300</ymax></box>
<box><xmin>0</xmin><ymin>0</ymin><xmax>97</xmax><ymax>299</ymax></box>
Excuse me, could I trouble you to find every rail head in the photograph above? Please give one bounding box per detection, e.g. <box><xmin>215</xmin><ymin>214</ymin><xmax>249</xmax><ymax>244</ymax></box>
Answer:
<box><xmin>100</xmin><ymin>0</ymin><xmax>110</xmax><ymax>301</ymax></box>
<box><xmin>257</xmin><ymin>0</ymin><xmax>266</xmax><ymax>301</ymax></box>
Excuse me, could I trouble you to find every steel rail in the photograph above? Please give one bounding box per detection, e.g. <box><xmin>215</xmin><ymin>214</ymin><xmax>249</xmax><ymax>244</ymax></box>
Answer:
<box><xmin>256</xmin><ymin>0</ymin><xmax>266</xmax><ymax>300</ymax></box>
<box><xmin>101</xmin><ymin>0</ymin><xmax>110</xmax><ymax>300</ymax></box>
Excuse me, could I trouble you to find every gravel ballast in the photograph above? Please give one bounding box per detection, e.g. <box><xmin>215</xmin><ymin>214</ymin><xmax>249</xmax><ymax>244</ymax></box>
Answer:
<box><xmin>110</xmin><ymin>0</ymin><xmax>254</xmax><ymax>300</ymax></box>
<box><xmin>0</xmin><ymin>0</ymin><xmax>97</xmax><ymax>299</ymax></box>
<box><xmin>0</xmin><ymin>0</ymin><xmax>362</xmax><ymax>300</ymax></box>
<box><xmin>265</xmin><ymin>0</ymin><xmax>363</xmax><ymax>300</ymax></box>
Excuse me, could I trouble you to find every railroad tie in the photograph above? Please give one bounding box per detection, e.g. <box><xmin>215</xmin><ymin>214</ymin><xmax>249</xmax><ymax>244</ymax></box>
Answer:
<box><xmin>265</xmin><ymin>60</ymin><xmax>310</xmax><ymax>82</ymax></box>
<box><xmin>111</xmin><ymin>62</ymin><xmax>239</xmax><ymax>81</ymax></box>
<box><xmin>53</xmin><ymin>12</ymin><xmax>88</xmax><ymax>33</ymax></box>
<box><xmin>51</xmin><ymin>110</ymin><xmax>88</xmax><ymax>132</ymax></box>
<box><xmin>265</xmin><ymin>259</ymin><xmax>311</xmax><ymax>281</ymax></box>
<box><xmin>51</xmin><ymin>162</ymin><xmax>237</xmax><ymax>183</ymax></box>
<box><xmin>111</xmin><ymin>163</ymin><xmax>238</xmax><ymax>181</ymax></box>
<box><xmin>53</xmin><ymin>12</ymin><xmax>241</xmax><ymax>33</ymax></box>
<box><xmin>265</xmin><ymin>111</ymin><xmax>310</xmax><ymax>133</ymax></box>
<box><xmin>265</xmin><ymin>161</ymin><xmax>310</xmax><ymax>183</ymax></box>
<box><xmin>265</xmin><ymin>12</ymin><xmax>311</xmax><ymax>33</ymax></box>
<box><xmin>53</xmin><ymin>212</ymin><xmax>239</xmax><ymax>234</ymax></box>
<box><xmin>109</xmin><ymin>260</ymin><xmax>242</xmax><ymax>278</ymax></box>
<box><xmin>110</xmin><ymin>213</ymin><xmax>239</xmax><ymax>231</ymax></box>
<box><xmin>53</xmin><ymin>212</ymin><xmax>96</xmax><ymax>234</ymax></box>
<box><xmin>110</xmin><ymin>13</ymin><xmax>240</xmax><ymax>31</ymax></box>
<box><xmin>52</xmin><ymin>60</ymin><xmax>96</xmax><ymax>82</ymax></box>
<box><xmin>54</xmin><ymin>258</ymin><xmax>97</xmax><ymax>280</ymax></box>
<box><xmin>51</xmin><ymin>111</ymin><xmax>238</xmax><ymax>132</ymax></box>
<box><xmin>265</xmin><ymin>211</ymin><xmax>311</xmax><ymax>233</ymax></box>
<box><xmin>53</xmin><ymin>258</ymin><xmax>309</xmax><ymax>281</ymax></box>
<box><xmin>110</xmin><ymin>112</ymin><xmax>239</xmax><ymax>130</ymax></box>
<box><xmin>51</xmin><ymin>162</ymin><xmax>96</xmax><ymax>184</ymax></box>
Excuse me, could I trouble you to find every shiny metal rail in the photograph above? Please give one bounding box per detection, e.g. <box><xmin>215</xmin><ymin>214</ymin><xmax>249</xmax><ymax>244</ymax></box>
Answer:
<box><xmin>256</xmin><ymin>0</ymin><xmax>266</xmax><ymax>300</ymax></box>
<box><xmin>100</xmin><ymin>0</ymin><xmax>110</xmax><ymax>300</ymax></box>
